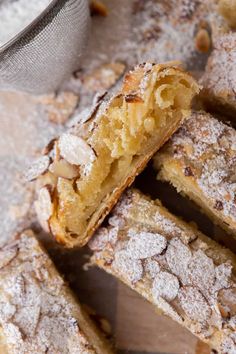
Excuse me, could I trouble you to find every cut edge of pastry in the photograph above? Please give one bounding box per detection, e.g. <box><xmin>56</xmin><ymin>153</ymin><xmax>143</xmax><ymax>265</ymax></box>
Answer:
<box><xmin>33</xmin><ymin>62</ymin><xmax>199</xmax><ymax>248</ymax></box>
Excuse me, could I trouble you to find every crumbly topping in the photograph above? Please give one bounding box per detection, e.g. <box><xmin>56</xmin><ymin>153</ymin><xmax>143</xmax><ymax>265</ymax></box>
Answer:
<box><xmin>158</xmin><ymin>111</ymin><xmax>236</xmax><ymax>223</ymax></box>
<box><xmin>201</xmin><ymin>33</ymin><xmax>236</xmax><ymax>104</ymax></box>
<box><xmin>91</xmin><ymin>189</ymin><xmax>236</xmax><ymax>350</ymax></box>
<box><xmin>0</xmin><ymin>231</ymin><xmax>99</xmax><ymax>354</ymax></box>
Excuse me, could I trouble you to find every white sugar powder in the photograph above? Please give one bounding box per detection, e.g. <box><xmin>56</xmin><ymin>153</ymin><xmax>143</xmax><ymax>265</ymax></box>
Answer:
<box><xmin>0</xmin><ymin>0</ymin><xmax>51</xmax><ymax>47</ymax></box>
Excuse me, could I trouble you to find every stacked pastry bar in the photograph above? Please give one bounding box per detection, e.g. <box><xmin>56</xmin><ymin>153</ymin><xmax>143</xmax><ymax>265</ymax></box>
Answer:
<box><xmin>31</xmin><ymin>62</ymin><xmax>199</xmax><ymax>248</ymax></box>
<box><xmin>0</xmin><ymin>230</ymin><xmax>113</xmax><ymax>354</ymax></box>
<box><xmin>90</xmin><ymin>189</ymin><xmax>236</xmax><ymax>353</ymax></box>
<box><xmin>201</xmin><ymin>33</ymin><xmax>236</xmax><ymax>117</ymax></box>
<box><xmin>154</xmin><ymin>111</ymin><xmax>236</xmax><ymax>238</ymax></box>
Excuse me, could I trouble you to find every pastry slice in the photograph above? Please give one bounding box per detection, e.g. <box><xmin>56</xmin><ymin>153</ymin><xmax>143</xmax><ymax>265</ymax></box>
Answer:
<box><xmin>90</xmin><ymin>189</ymin><xmax>236</xmax><ymax>353</ymax></box>
<box><xmin>154</xmin><ymin>111</ymin><xmax>236</xmax><ymax>238</ymax></box>
<box><xmin>31</xmin><ymin>62</ymin><xmax>199</xmax><ymax>247</ymax></box>
<box><xmin>0</xmin><ymin>230</ymin><xmax>113</xmax><ymax>354</ymax></box>
<box><xmin>200</xmin><ymin>33</ymin><xmax>236</xmax><ymax>118</ymax></box>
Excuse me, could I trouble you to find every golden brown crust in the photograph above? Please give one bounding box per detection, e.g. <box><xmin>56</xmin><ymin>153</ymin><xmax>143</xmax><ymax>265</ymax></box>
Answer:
<box><xmin>32</xmin><ymin>62</ymin><xmax>199</xmax><ymax>248</ymax></box>
<box><xmin>90</xmin><ymin>189</ymin><xmax>236</xmax><ymax>353</ymax></box>
<box><xmin>0</xmin><ymin>230</ymin><xmax>113</xmax><ymax>354</ymax></box>
<box><xmin>154</xmin><ymin>111</ymin><xmax>236</xmax><ymax>240</ymax></box>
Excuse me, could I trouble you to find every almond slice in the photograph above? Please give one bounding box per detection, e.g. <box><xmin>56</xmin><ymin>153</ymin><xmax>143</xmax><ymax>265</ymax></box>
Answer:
<box><xmin>58</xmin><ymin>133</ymin><xmax>96</xmax><ymax>166</ymax></box>
<box><xmin>152</xmin><ymin>271</ymin><xmax>179</xmax><ymax>302</ymax></box>
<box><xmin>25</xmin><ymin>156</ymin><xmax>50</xmax><ymax>181</ymax></box>
<box><xmin>49</xmin><ymin>159</ymin><xmax>80</xmax><ymax>180</ymax></box>
<box><xmin>127</xmin><ymin>231</ymin><xmax>167</xmax><ymax>259</ymax></box>
<box><xmin>34</xmin><ymin>186</ymin><xmax>53</xmax><ymax>232</ymax></box>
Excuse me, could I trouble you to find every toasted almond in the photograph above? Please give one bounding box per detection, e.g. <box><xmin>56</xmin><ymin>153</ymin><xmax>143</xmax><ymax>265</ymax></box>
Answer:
<box><xmin>34</xmin><ymin>186</ymin><xmax>54</xmax><ymax>232</ymax></box>
<box><xmin>152</xmin><ymin>271</ymin><xmax>179</xmax><ymax>302</ymax></box>
<box><xmin>58</xmin><ymin>133</ymin><xmax>96</xmax><ymax>166</ymax></box>
<box><xmin>49</xmin><ymin>159</ymin><xmax>80</xmax><ymax>179</ymax></box>
<box><xmin>195</xmin><ymin>28</ymin><xmax>211</xmax><ymax>53</ymax></box>
<box><xmin>25</xmin><ymin>156</ymin><xmax>50</xmax><ymax>181</ymax></box>
<box><xmin>90</xmin><ymin>0</ymin><xmax>108</xmax><ymax>17</ymax></box>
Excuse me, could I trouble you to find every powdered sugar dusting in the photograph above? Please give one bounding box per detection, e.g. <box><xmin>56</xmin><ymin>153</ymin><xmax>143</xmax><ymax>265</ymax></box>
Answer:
<box><xmin>0</xmin><ymin>231</ymin><xmax>97</xmax><ymax>354</ymax></box>
<box><xmin>91</xmin><ymin>189</ymin><xmax>236</xmax><ymax>349</ymax></box>
<box><xmin>126</xmin><ymin>230</ymin><xmax>167</xmax><ymax>259</ymax></box>
<box><xmin>158</xmin><ymin>111</ymin><xmax>236</xmax><ymax>224</ymax></box>
<box><xmin>201</xmin><ymin>33</ymin><xmax>236</xmax><ymax>106</ymax></box>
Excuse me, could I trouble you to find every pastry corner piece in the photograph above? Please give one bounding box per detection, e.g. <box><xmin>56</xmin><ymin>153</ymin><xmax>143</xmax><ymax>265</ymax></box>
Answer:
<box><xmin>154</xmin><ymin>111</ymin><xmax>236</xmax><ymax>238</ymax></box>
<box><xmin>90</xmin><ymin>189</ymin><xmax>236</xmax><ymax>353</ymax></box>
<box><xmin>200</xmin><ymin>32</ymin><xmax>236</xmax><ymax>117</ymax></box>
<box><xmin>0</xmin><ymin>230</ymin><xmax>113</xmax><ymax>354</ymax></box>
<box><xmin>31</xmin><ymin>62</ymin><xmax>199</xmax><ymax>248</ymax></box>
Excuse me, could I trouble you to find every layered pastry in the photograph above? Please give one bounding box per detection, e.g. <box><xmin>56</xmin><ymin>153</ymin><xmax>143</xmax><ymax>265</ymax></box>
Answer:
<box><xmin>154</xmin><ymin>111</ymin><xmax>236</xmax><ymax>238</ymax></box>
<box><xmin>30</xmin><ymin>62</ymin><xmax>199</xmax><ymax>247</ymax></box>
<box><xmin>90</xmin><ymin>189</ymin><xmax>236</xmax><ymax>353</ymax></box>
<box><xmin>201</xmin><ymin>33</ymin><xmax>236</xmax><ymax>118</ymax></box>
<box><xmin>0</xmin><ymin>230</ymin><xmax>113</xmax><ymax>354</ymax></box>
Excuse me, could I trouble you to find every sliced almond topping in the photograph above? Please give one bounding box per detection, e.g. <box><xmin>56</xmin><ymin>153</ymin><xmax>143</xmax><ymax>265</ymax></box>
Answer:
<box><xmin>187</xmin><ymin>250</ymin><xmax>215</xmax><ymax>295</ymax></box>
<box><xmin>49</xmin><ymin>159</ymin><xmax>80</xmax><ymax>180</ymax></box>
<box><xmin>35</xmin><ymin>186</ymin><xmax>54</xmax><ymax>232</ymax></box>
<box><xmin>112</xmin><ymin>250</ymin><xmax>143</xmax><ymax>283</ymax></box>
<box><xmin>166</xmin><ymin>238</ymin><xmax>192</xmax><ymax>284</ymax></box>
<box><xmin>58</xmin><ymin>133</ymin><xmax>96</xmax><ymax>166</ymax></box>
<box><xmin>126</xmin><ymin>231</ymin><xmax>167</xmax><ymax>259</ymax></box>
<box><xmin>178</xmin><ymin>286</ymin><xmax>211</xmax><ymax>323</ymax></box>
<box><xmin>152</xmin><ymin>271</ymin><xmax>179</xmax><ymax>302</ymax></box>
<box><xmin>25</xmin><ymin>156</ymin><xmax>50</xmax><ymax>181</ymax></box>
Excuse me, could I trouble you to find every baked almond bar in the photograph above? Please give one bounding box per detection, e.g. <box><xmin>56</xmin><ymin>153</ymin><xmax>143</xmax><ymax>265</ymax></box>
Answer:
<box><xmin>154</xmin><ymin>111</ymin><xmax>236</xmax><ymax>238</ymax></box>
<box><xmin>90</xmin><ymin>189</ymin><xmax>236</xmax><ymax>353</ymax></box>
<box><xmin>201</xmin><ymin>33</ymin><xmax>236</xmax><ymax>117</ymax></box>
<box><xmin>31</xmin><ymin>62</ymin><xmax>199</xmax><ymax>247</ymax></box>
<box><xmin>0</xmin><ymin>230</ymin><xmax>113</xmax><ymax>354</ymax></box>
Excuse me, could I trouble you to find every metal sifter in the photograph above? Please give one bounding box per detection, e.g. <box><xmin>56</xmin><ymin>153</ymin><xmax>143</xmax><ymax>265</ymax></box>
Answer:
<box><xmin>0</xmin><ymin>0</ymin><xmax>90</xmax><ymax>94</ymax></box>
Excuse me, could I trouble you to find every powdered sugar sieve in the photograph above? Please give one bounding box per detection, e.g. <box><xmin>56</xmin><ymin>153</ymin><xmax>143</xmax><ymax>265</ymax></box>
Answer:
<box><xmin>0</xmin><ymin>0</ymin><xmax>90</xmax><ymax>94</ymax></box>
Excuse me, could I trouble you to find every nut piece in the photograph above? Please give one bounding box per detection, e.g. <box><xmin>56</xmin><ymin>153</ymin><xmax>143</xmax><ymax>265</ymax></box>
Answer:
<box><xmin>152</xmin><ymin>271</ymin><xmax>179</xmax><ymax>302</ymax></box>
<box><xmin>126</xmin><ymin>231</ymin><xmax>167</xmax><ymax>259</ymax></box>
<box><xmin>25</xmin><ymin>155</ymin><xmax>50</xmax><ymax>181</ymax></box>
<box><xmin>113</xmin><ymin>250</ymin><xmax>143</xmax><ymax>283</ymax></box>
<box><xmin>83</xmin><ymin>62</ymin><xmax>125</xmax><ymax>92</ymax></box>
<box><xmin>34</xmin><ymin>186</ymin><xmax>54</xmax><ymax>232</ymax></box>
<box><xmin>195</xmin><ymin>28</ymin><xmax>211</xmax><ymax>53</ymax></box>
<box><xmin>49</xmin><ymin>159</ymin><xmax>80</xmax><ymax>179</ymax></box>
<box><xmin>58</xmin><ymin>133</ymin><xmax>96</xmax><ymax>166</ymax></box>
<box><xmin>218</xmin><ymin>0</ymin><xmax>236</xmax><ymax>28</ymax></box>
<box><xmin>90</xmin><ymin>0</ymin><xmax>108</xmax><ymax>16</ymax></box>
<box><xmin>178</xmin><ymin>286</ymin><xmax>211</xmax><ymax>323</ymax></box>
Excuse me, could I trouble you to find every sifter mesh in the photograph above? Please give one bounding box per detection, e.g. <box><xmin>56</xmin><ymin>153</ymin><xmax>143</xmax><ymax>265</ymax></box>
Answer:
<box><xmin>0</xmin><ymin>0</ymin><xmax>90</xmax><ymax>94</ymax></box>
